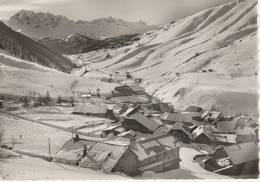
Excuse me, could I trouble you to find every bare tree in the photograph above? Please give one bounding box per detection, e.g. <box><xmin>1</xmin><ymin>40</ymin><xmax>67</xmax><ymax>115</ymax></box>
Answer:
<box><xmin>57</xmin><ymin>95</ymin><xmax>62</xmax><ymax>106</ymax></box>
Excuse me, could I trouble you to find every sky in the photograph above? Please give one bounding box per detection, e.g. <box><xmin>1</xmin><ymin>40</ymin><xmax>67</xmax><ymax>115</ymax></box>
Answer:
<box><xmin>0</xmin><ymin>0</ymin><xmax>234</xmax><ymax>24</ymax></box>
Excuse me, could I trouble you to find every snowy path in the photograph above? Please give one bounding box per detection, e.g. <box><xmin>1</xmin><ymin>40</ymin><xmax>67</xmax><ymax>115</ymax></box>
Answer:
<box><xmin>0</xmin><ymin>155</ymin><xmax>130</xmax><ymax>180</ymax></box>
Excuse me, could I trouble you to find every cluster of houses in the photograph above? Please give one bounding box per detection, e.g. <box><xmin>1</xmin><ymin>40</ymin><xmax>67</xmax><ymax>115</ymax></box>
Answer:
<box><xmin>54</xmin><ymin>84</ymin><xmax>258</xmax><ymax>177</ymax></box>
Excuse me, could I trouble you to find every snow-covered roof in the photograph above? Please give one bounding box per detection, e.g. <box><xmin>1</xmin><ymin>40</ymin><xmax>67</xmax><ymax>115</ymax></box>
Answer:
<box><xmin>161</xmin><ymin>112</ymin><xmax>194</xmax><ymax>123</ymax></box>
<box><xmin>236</xmin><ymin>126</ymin><xmax>256</xmax><ymax>135</ymax></box>
<box><xmin>127</xmin><ymin>113</ymin><xmax>160</xmax><ymax>132</ymax></box>
<box><xmin>118</xmin><ymin>130</ymin><xmax>136</xmax><ymax>137</ymax></box>
<box><xmin>216</xmin><ymin>119</ymin><xmax>237</xmax><ymax>132</ymax></box>
<box><xmin>130</xmin><ymin>135</ymin><xmax>180</xmax><ymax>161</ymax></box>
<box><xmin>223</xmin><ymin>141</ymin><xmax>258</xmax><ymax>165</ymax></box>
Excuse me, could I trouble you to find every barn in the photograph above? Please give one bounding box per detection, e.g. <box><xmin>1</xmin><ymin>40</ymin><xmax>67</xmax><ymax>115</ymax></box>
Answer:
<box><xmin>122</xmin><ymin>113</ymin><xmax>161</xmax><ymax>134</ymax></box>
<box><xmin>204</xmin><ymin>141</ymin><xmax>258</xmax><ymax>175</ymax></box>
<box><xmin>73</xmin><ymin>104</ymin><xmax>108</xmax><ymax>117</ymax></box>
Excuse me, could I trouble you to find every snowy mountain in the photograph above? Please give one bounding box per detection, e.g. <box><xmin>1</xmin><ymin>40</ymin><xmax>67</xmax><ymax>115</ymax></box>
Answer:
<box><xmin>38</xmin><ymin>33</ymin><xmax>139</xmax><ymax>55</ymax></box>
<box><xmin>7</xmin><ymin>10</ymin><xmax>158</xmax><ymax>39</ymax></box>
<box><xmin>0</xmin><ymin>21</ymin><xmax>75</xmax><ymax>73</ymax></box>
<box><xmin>70</xmin><ymin>0</ymin><xmax>258</xmax><ymax>116</ymax></box>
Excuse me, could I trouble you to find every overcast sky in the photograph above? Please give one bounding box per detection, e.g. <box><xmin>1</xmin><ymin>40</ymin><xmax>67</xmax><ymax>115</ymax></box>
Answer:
<box><xmin>0</xmin><ymin>0</ymin><xmax>234</xmax><ymax>24</ymax></box>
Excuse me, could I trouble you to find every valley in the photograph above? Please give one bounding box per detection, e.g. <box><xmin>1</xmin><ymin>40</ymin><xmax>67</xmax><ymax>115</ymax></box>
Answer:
<box><xmin>0</xmin><ymin>0</ymin><xmax>258</xmax><ymax>180</ymax></box>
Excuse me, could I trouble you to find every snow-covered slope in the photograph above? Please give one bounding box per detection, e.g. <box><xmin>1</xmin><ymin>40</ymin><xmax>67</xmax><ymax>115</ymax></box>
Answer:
<box><xmin>0</xmin><ymin>49</ymin><xmax>118</xmax><ymax>97</ymax></box>
<box><xmin>7</xmin><ymin>10</ymin><xmax>158</xmax><ymax>39</ymax></box>
<box><xmin>72</xmin><ymin>0</ymin><xmax>258</xmax><ymax>116</ymax></box>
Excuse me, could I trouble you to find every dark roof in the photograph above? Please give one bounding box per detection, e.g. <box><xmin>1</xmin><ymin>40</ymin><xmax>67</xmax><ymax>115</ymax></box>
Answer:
<box><xmin>185</xmin><ymin>105</ymin><xmax>203</xmax><ymax>113</ymax></box>
<box><xmin>224</xmin><ymin>142</ymin><xmax>258</xmax><ymax>165</ymax></box>
<box><xmin>127</xmin><ymin>113</ymin><xmax>160</xmax><ymax>132</ymax></box>
<box><xmin>115</xmin><ymin>85</ymin><xmax>131</xmax><ymax>91</ymax></box>
<box><xmin>129</xmin><ymin>85</ymin><xmax>145</xmax><ymax>93</ymax></box>
<box><xmin>160</xmin><ymin>112</ymin><xmax>194</xmax><ymax>123</ymax></box>
<box><xmin>170</xmin><ymin>122</ymin><xmax>191</xmax><ymax>136</ymax></box>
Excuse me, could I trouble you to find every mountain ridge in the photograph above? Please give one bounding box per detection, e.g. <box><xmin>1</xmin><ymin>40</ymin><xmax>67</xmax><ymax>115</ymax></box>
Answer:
<box><xmin>7</xmin><ymin>10</ymin><xmax>158</xmax><ymax>39</ymax></box>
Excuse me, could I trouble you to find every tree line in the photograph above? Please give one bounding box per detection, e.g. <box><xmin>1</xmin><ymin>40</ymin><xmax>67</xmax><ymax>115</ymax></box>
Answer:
<box><xmin>20</xmin><ymin>91</ymin><xmax>74</xmax><ymax>107</ymax></box>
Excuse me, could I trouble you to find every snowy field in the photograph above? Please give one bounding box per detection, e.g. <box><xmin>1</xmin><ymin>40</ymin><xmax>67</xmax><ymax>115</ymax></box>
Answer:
<box><xmin>0</xmin><ymin>109</ymin><xmax>235</xmax><ymax>180</ymax></box>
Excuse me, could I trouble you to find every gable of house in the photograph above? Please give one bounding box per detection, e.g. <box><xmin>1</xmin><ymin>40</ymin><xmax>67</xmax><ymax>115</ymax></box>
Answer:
<box><xmin>170</xmin><ymin>122</ymin><xmax>191</xmax><ymax>137</ymax></box>
<box><xmin>192</xmin><ymin>126</ymin><xmax>214</xmax><ymax>141</ymax></box>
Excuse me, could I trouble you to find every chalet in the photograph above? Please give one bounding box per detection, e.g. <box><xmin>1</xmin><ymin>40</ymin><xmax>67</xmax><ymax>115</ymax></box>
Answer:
<box><xmin>112</xmin><ymin>85</ymin><xmax>132</xmax><ymax>97</ymax></box>
<box><xmin>212</xmin><ymin>126</ymin><xmax>257</xmax><ymax>144</ymax></box>
<box><xmin>182</xmin><ymin>106</ymin><xmax>205</xmax><ymax>121</ymax></box>
<box><xmin>150</xmin><ymin>102</ymin><xmax>174</xmax><ymax>113</ymax></box>
<box><xmin>131</xmin><ymin>135</ymin><xmax>181</xmax><ymax>174</ymax></box>
<box><xmin>122</xmin><ymin>113</ymin><xmax>161</xmax><ymax>134</ymax></box>
<box><xmin>216</xmin><ymin>117</ymin><xmax>236</xmax><ymax>133</ymax></box>
<box><xmin>212</xmin><ymin>132</ymin><xmax>237</xmax><ymax>145</ymax></box>
<box><xmin>119</xmin><ymin>105</ymin><xmax>140</xmax><ymax>118</ymax></box>
<box><xmin>54</xmin><ymin>135</ymin><xmax>181</xmax><ymax>177</ymax></box>
<box><xmin>52</xmin><ymin>137</ymin><xmax>102</xmax><ymax>165</ymax></box>
<box><xmin>165</xmin><ymin>122</ymin><xmax>191</xmax><ymax>143</ymax></box>
<box><xmin>129</xmin><ymin>85</ymin><xmax>145</xmax><ymax>95</ymax></box>
<box><xmin>160</xmin><ymin>112</ymin><xmax>194</xmax><ymax>125</ymax></box>
<box><xmin>201</xmin><ymin>111</ymin><xmax>222</xmax><ymax>123</ymax></box>
<box><xmin>216</xmin><ymin>116</ymin><xmax>256</xmax><ymax>133</ymax></box>
<box><xmin>185</xmin><ymin>105</ymin><xmax>204</xmax><ymax>113</ymax></box>
<box><xmin>236</xmin><ymin>126</ymin><xmax>257</xmax><ymax>143</ymax></box>
<box><xmin>73</xmin><ymin>105</ymin><xmax>108</xmax><ymax>117</ymax></box>
<box><xmin>236</xmin><ymin>116</ymin><xmax>257</xmax><ymax>127</ymax></box>
<box><xmin>204</xmin><ymin>141</ymin><xmax>258</xmax><ymax>175</ymax></box>
<box><xmin>191</xmin><ymin>125</ymin><xmax>215</xmax><ymax>145</ymax></box>
<box><xmin>79</xmin><ymin>142</ymin><xmax>139</xmax><ymax>176</ymax></box>
<box><xmin>53</xmin><ymin>137</ymin><xmax>139</xmax><ymax>176</ymax></box>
